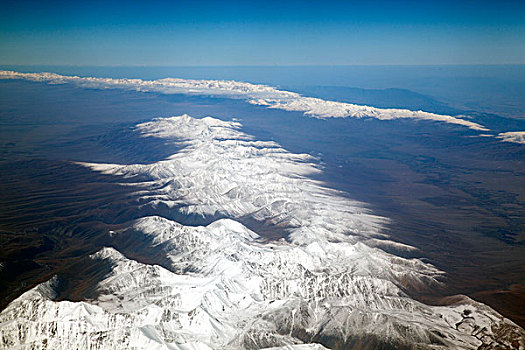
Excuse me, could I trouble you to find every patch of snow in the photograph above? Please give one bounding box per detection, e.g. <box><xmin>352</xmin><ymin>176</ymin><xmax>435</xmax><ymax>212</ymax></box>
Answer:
<box><xmin>497</xmin><ymin>131</ymin><xmax>525</xmax><ymax>144</ymax></box>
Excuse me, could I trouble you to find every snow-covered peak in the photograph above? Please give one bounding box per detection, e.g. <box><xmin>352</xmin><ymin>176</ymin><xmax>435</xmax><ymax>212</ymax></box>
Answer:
<box><xmin>2</xmin><ymin>217</ymin><xmax>524</xmax><ymax>349</ymax></box>
<box><xmin>82</xmin><ymin>115</ymin><xmax>396</xmax><ymax>248</ymax></box>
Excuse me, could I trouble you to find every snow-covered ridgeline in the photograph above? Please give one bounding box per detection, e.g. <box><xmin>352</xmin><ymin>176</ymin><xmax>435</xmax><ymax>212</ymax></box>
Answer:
<box><xmin>84</xmin><ymin>115</ymin><xmax>395</xmax><ymax>248</ymax></box>
<box><xmin>1</xmin><ymin>115</ymin><xmax>523</xmax><ymax>349</ymax></box>
<box><xmin>0</xmin><ymin>69</ymin><xmax>488</xmax><ymax>131</ymax></box>
<box><xmin>2</xmin><ymin>219</ymin><xmax>522</xmax><ymax>349</ymax></box>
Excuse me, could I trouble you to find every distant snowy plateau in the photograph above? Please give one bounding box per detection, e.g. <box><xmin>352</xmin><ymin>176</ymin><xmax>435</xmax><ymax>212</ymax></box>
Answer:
<box><xmin>0</xmin><ymin>71</ymin><xmax>524</xmax><ymax>349</ymax></box>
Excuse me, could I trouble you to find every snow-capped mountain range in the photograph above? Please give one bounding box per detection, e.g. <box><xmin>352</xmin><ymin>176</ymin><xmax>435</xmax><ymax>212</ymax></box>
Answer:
<box><xmin>1</xmin><ymin>115</ymin><xmax>523</xmax><ymax>349</ymax></box>
<box><xmin>4</xmin><ymin>69</ymin><xmax>525</xmax><ymax>144</ymax></box>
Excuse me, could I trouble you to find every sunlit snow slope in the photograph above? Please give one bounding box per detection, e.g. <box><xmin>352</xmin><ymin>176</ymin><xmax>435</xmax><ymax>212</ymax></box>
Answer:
<box><xmin>1</xmin><ymin>115</ymin><xmax>523</xmax><ymax>349</ymax></box>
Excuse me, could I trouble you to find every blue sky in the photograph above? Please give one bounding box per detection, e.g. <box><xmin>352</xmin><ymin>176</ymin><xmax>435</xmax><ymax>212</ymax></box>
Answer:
<box><xmin>1</xmin><ymin>0</ymin><xmax>524</xmax><ymax>66</ymax></box>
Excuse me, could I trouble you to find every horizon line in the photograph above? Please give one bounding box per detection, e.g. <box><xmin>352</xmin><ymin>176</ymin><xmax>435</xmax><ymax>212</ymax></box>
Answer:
<box><xmin>1</xmin><ymin>63</ymin><xmax>525</xmax><ymax>68</ymax></box>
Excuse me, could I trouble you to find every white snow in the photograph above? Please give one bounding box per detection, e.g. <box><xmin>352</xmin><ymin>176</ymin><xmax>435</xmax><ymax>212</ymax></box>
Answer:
<box><xmin>1</xmin><ymin>115</ymin><xmax>523</xmax><ymax>349</ymax></box>
<box><xmin>497</xmin><ymin>131</ymin><xmax>525</xmax><ymax>144</ymax></box>
<box><xmin>0</xmin><ymin>70</ymin><xmax>489</xmax><ymax>131</ymax></box>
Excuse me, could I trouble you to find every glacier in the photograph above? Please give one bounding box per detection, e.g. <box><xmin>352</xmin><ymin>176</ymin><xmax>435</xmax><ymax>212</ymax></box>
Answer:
<box><xmin>1</xmin><ymin>114</ymin><xmax>523</xmax><ymax>349</ymax></box>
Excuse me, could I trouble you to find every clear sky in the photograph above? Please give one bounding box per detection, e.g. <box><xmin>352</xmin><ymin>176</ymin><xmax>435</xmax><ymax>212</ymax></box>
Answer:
<box><xmin>1</xmin><ymin>0</ymin><xmax>524</xmax><ymax>66</ymax></box>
